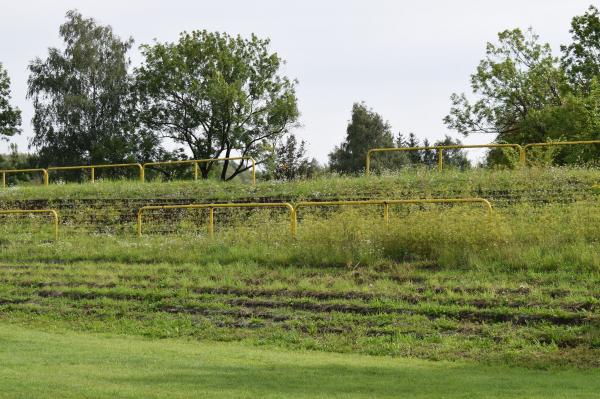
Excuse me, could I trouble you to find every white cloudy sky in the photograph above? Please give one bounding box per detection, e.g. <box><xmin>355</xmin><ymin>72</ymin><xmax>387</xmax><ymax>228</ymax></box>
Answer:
<box><xmin>0</xmin><ymin>0</ymin><xmax>595</xmax><ymax>162</ymax></box>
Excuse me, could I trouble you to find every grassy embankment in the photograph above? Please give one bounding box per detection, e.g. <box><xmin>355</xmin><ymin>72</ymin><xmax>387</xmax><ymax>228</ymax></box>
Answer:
<box><xmin>0</xmin><ymin>166</ymin><xmax>598</xmax><ymax>395</ymax></box>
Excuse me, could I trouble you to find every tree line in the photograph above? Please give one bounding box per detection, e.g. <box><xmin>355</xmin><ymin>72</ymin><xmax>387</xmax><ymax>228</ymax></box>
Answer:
<box><xmin>0</xmin><ymin>6</ymin><xmax>599</xmax><ymax>180</ymax></box>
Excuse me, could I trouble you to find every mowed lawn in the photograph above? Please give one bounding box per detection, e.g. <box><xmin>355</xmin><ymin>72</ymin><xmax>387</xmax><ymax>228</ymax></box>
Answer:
<box><xmin>0</xmin><ymin>323</ymin><xmax>598</xmax><ymax>399</ymax></box>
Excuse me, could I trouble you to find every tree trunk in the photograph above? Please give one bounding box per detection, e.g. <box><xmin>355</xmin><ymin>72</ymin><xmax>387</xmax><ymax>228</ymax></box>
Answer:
<box><xmin>200</xmin><ymin>163</ymin><xmax>209</xmax><ymax>179</ymax></box>
<box><xmin>220</xmin><ymin>146</ymin><xmax>232</xmax><ymax>181</ymax></box>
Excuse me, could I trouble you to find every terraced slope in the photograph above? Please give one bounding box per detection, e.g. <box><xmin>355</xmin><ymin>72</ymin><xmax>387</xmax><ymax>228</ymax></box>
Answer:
<box><xmin>0</xmin><ymin>167</ymin><xmax>597</xmax><ymax>234</ymax></box>
<box><xmin>0</xmin><ymin>167</ymin><xmax>598</xmax><ymax>368</ymax></box>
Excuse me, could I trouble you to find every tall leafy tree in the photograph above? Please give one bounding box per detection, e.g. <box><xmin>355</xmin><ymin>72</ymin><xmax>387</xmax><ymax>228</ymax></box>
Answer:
<box><xmin>0</xmin><ymin>63</ymin><xmax>21</xmax><ymax>140</ymax></box>
<box><xmin>444</xmin><ymin>28</ymin><xmax>568</xmax><ymax>144</ymax></box>
<box><xmin>561</xmin><ymin>5</ymin><xmax>600</xmax><ymax>93</ymax></box>
<box><xmin>135</xmin><ymin>30</ymin><xmax>299</xmax><ymax>180</ymax></box>
<box><xmin>445</xmin><ymin>23</ymin><xmax>600</xmax><ymax>165</ymax></box>
<box><xmin>329</xmin><ymin>102</ymin><xmax>395</xmax><ymax>173</ymax></box>
<box><xmin>27</xmin><ymin>10</ymin><xmax>159</xmax><ymax>167</ymax></box>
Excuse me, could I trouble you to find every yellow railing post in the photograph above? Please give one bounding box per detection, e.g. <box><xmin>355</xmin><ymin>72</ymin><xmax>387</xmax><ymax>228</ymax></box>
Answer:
<box><xmin>208</xmin><ymin>208</ymin><xmax>214</xmax><ymax>237</ymax></box>
<box><xmin>194</xmin><ymin>163</ymin><xmax>199</xmax><ymax>181</ymax></box>
<box><xmin>437</xmin><ymin>148</ymin><xmax>444</xmax><ymax>171</ymax></box>
<box><xmin>383</xmin><ymin>202</ymin><xmax>389</xmax><ymax>224</ymax></box>
<box><xmin>519</xmin><ymin>148</ymin><xmax>526</xmax><ymax>166</ymax></box>
<box><xmin>136</xmin><ymin>208</ymin><xmax>143</xmax><ymax>237</ymax></box>
<box><xmin>2</xmin><ymin>172</ymin><xmax>4</xmax><ymax>189</ymax></box>
<box><xmin>290</xmin><ymin>208</ymin><xmax>297</xmax><ymax>238</ymax></box>
<box><xmin>90</xmin><ymin>167</ymin><xmax>95</xmax><ymax>183</ymax></box>
<box><xmin>50</xmin><ymin>210</ymin><xmax>59</xmax><ymax>241</ymax></box>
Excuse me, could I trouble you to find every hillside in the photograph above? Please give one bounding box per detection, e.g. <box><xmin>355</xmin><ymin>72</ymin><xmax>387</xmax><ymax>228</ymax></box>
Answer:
<box><xmin>0</xmin><ymin>166</ymin><xmax>598</xmax><ymax>373</ymax></box>
<box><xmin>0</xmin><ymin>167</ymin><xmax>597</xmax><ymax>234</ymax></box>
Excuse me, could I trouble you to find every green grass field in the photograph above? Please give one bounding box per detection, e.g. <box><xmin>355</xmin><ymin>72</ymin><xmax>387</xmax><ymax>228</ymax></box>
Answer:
<box><xmin>0</xmin><ymin>166</ymin><xmax>598</xmax><ymax>397</ymax></box>
<box><xmin>2</xmin><ymin>323</ymin><xmax>600</xmax><ymax>399</ymax></box>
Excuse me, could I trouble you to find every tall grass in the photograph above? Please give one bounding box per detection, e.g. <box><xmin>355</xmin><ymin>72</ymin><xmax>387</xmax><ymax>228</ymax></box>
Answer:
<box><xmin>0</xmin><ymin>201</ymin><xmax>597</xmax><ymax>271</ymax></box>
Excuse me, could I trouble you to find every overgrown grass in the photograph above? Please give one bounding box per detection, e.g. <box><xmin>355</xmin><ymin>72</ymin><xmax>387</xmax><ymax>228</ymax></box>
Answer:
<box><xmin>0</xmin><ymin>201</ymin><xmax>597</xmax><ymax>271</ymax></box>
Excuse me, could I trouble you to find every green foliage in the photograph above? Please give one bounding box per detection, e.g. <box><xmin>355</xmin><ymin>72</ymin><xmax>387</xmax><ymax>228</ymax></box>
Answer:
<box><xmin>561</xmin><ymin>5</ymin><xmax>600</xmax><ymax>93</ymax></box>
<box><xmin>329</xmin><ymin>102</ymin><xmax>395</xmax><ymax>173</ymax></box>
<box><xmin>445</xmin><ymin>9</ymin><xmax>600</xmax><ymax>165</ymax></box>
<box><xmin>135</xmin><ymin>30</ymin><xmax>299</xmax><ymax>180</ymax></box>
<box><xmin>0</xmin><ymin>143</ymin><xmax>26</xmax><ymax>169</ymax></box>
<box><xmin>396</xmin><ymin>132</ymin><xmax>420</xmax><ymax>165</ymax></box>
<box><xmin>271</xmin><ymin>134</ymin><xmax>318</xmax><ymax>180</ymax></box>
<box><xmin>330</xmin><ymin>102</ymin><xmax>470</xmax><ymax>174</ymax></box>
<box><xmin>525</xmin><ymin>143</ymin><xmax>562</xmax><ymax>168</ymax></box>
<box><xmin>0</xmin><ymin>63</ymin><xmax>21</xmax><ymax>139</ymax></box>
<box><xmin>368</xmin><ymin>134</ymin><xmax>469</xmax><ymax>172</ymax></box>
<box><xmin>434</xmin><ymin>135</ymin><xmax>470</xmax><ymax>169</ymax></box>
<box><xmin>444</xmin><ymin>28</ymin><xmax>568</xmax><ymax>143</ymax></box>
<box><xmin>0</xmin><ymin>144</ymin><xmax>40</xmax><ymax>185</ymax></box>
<box><xmin>27</xmin><ymin>10</ymin><xmax>161</xmax><ymax>167</ymax></box>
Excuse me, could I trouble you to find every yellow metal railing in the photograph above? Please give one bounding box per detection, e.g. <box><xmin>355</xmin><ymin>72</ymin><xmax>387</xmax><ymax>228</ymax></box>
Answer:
<box><xmin>293</xmin><ymin>198</ymin><xmax>493</xmax><ymax>237</ymax></box>
<box><xmin>137</xmin><ymin>199</ymin><xmax>492</xmax><ymax>239</ymax></box>
<box><xmin>0</xmin><ymin>140</ymin><xmax>595</xmax><ymax>188</ymax></box>
<box><xmin>137</xmin><ymin>202</ymin><xmax>294</xmax><ymax>237</ymax></box>
<box><xmin>1</xmin><ymin>157</ymin><xmax>256</xmax><ymax>188</ymax></box>
<box><xmin>367</xmin><ymin>140</ymin><xmax>600</xmax><ymax>174</ymax></box>
<box><xmin>47</xmin><ymin>163</ymin><xmax>144</xmax><ymax>183</ymax></box>
<box><xmin>0</xmin><ymin>209</ymin><xmax>59</xmax><ymax>241</ymax></box>
<box><xmin>143</xmin><ymin>157</ymin><xmax>256</xmax><ymax>184</ymax></box>
<box><xmin>366</xmin><ymin>144</ymin><xmax>522</xmax><ymax>174</ymax></box>
<box><xmin>1</xmin><ymin>168</ymin><xmax>49</xmax><ymax>188</ymax></box>
<box><xmin>521</xmin><ymin>140</ymin><xmax>600</xmax><ymax>164</ymax></box>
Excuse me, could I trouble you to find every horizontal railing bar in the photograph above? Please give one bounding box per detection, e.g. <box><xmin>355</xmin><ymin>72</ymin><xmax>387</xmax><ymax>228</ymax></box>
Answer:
<box><xmin>47</xmin><ymin>163</ymin><xmax>142</xmax><ymax>170</ymax></box>
<box><xmin>523</xmin><ymin>140</ymin><xmax>600</xmax><ymax>149</ymax></box>
<box><xmin>137</xmin><ymin>202</ymin><xmax>295</xmax><ymax>237</ymax></box>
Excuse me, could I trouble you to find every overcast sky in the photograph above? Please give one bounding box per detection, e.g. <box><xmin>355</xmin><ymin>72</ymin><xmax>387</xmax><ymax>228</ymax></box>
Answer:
<box><xmin>0</xmin><ymin>0</ymin><xmax>595</xmax><ymax>162</ymax></box>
